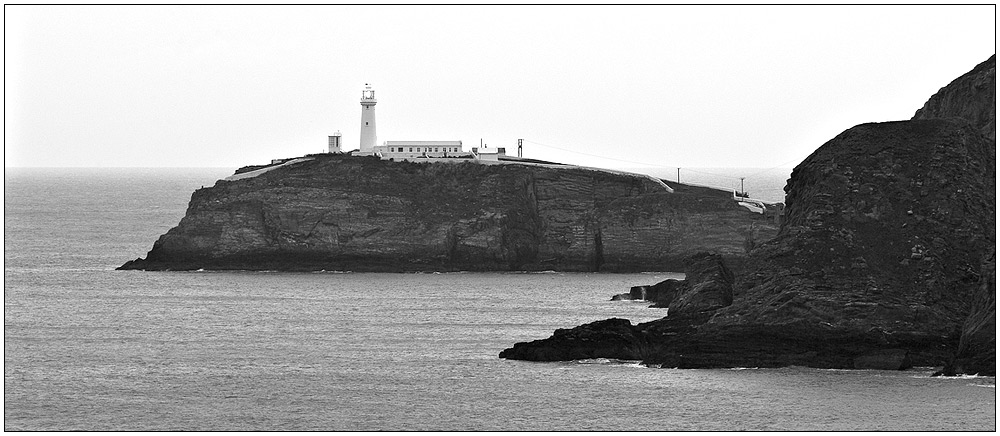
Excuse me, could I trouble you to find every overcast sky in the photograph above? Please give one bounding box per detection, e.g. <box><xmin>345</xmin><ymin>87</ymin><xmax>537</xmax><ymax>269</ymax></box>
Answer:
<box><xmin>4</xmin><ymin>5</ymin><xmax>995</xmax><ymax>169</ymax></box>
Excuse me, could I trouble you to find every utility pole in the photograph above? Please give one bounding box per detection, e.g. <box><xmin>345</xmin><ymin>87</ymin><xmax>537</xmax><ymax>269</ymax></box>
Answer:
<box><xmin>677</xmin><ymin>168</ymin><xmax>680</xmax><ymax>183</ymax></box>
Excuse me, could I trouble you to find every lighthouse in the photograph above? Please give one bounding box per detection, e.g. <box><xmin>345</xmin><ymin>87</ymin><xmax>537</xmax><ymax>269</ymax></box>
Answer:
<box><xmin>359</xmin><ymin>84</ymin><xmax>377</xmax><ymax>153</ymax></box>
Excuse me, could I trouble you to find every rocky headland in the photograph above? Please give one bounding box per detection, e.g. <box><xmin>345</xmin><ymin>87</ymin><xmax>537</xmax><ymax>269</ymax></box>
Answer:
<box><xmin>501</xmin><ymin>55</ymin><xmax>996</xmax><ymax>374</ymax></box>
<box><xmin>120</xmin><ymin>157</ymin><xmax>776</xmax><ymax>272</ymax></box>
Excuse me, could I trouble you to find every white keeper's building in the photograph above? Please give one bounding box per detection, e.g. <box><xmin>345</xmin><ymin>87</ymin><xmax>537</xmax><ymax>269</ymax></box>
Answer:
<box><xmin>374</xmin><ymin>141</ymin><xmax>467</xmax><ymax>159</ymax></box>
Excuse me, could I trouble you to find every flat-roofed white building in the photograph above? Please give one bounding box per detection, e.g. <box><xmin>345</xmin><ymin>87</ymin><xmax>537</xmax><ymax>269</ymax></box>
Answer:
<box><xmin>375</xmin><ymin>140</ymin><xmax>466</xmax><ymax>160</ymax></box>
<box><xmin>471</xmin><ymin>147</ymin><xmax>506</xmax><ymax>161</ymax></box>
<box><xmin>328</xmin><ymin>131</ymin><xmax>342</xmax><ymax>153</ymax></box>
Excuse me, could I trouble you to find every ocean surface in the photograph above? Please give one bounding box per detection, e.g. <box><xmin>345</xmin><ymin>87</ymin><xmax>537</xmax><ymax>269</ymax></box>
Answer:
<box><xmin>621</xmin><ymin>166</ymin><xmax>793</xmax><ymax>204</ymax></box>
<box><xmin>4</xmin><ymin>167</ymin><xmax>995</xmax><ymax>431</ymax></box>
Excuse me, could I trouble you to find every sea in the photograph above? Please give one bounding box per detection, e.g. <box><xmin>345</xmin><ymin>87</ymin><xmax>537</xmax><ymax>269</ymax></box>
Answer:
<box><xmin>621</xmin><ymin>166</ymin><xmax>793</xmax><ymax>204</ymax></box>
<box><xmin>4</xmin><ymin>167</ymin><xmax>995</xmax><ymax>431</ymax></box>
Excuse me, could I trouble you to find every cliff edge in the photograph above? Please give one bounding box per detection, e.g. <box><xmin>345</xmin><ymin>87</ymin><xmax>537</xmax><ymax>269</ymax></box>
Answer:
<box><xmin>913</xmin><ymin>54</ymin><xmax>996</xmax><ymax>141</ymax></box>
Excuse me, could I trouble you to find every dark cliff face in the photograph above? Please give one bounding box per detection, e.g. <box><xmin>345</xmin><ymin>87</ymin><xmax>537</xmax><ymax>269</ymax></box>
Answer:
<box><xmin>502</xmin><ymin>55</ymin><xmax>996</xmax><ymax>370</ymax></box>
<box><xmin>913</xmin><ymin>55</ymin><xmax>996</xmax><ymax>141</ymax></box>
<box><xmin>911</xmin><ymin>55</ymin><xmax>997</xmax><ymax>376</ymax></box>
<box><xmin>939</xmin><ymin>248</ymin><xmax>996</xmax><ymax>376</ymax></box>
<box><xmin>697</xmin><ymin>118</ymin><xmax>994</xmax><ymax>367</ymax></box>
<box><xmin>121</xmin><ymin>155</ymin><xmax>774</xmax><ymax>272</ymax></box>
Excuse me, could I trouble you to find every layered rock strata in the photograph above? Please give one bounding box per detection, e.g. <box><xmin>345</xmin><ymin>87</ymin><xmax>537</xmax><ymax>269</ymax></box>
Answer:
<box><xmin>121</xmin><ymin>156</ymin><xmax>776</xmax><ymax>272</ymax></box>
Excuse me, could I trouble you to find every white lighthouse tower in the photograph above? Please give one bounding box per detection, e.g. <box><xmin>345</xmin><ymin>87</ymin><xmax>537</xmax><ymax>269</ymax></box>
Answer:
<box><xmin>359</xmin><ymin>84</ymin><xmax>377</xmax><ymax>154</ymax></box>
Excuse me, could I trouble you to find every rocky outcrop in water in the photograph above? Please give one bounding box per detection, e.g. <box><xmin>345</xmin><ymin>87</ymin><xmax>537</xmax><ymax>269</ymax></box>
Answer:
<box><xmin>120</xmin><ymin>156</ymin><xmax>776</xmax><ymax>272</ymax></box>
<box><xmin>502</xmin><ymin>55</ymin><xmax>996</xmax><ymax>370</ymax></box>
<box><xmin>498</xmin><ymin>318</ymin><xmax>648</xmax><ymax>361</ymax></box>
<box><xmin>502</xmin><ymin>253</ymin><xmax>734</xmax><ymax>362</ymax></box>
<box><xmin>610</xmin><ymin>280</ymin><xmax>686</xmax><ymax>305</ymax></box>
<box><xmin>612</xmin><ymin>252</ymin><xmax>734</xmax><ymax>311</ymax></box>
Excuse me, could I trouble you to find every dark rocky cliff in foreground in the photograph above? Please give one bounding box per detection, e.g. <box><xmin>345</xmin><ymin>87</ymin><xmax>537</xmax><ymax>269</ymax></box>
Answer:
<box><xmin>502</xmin><ymin>55</ymin><xmax>996</xmax><ymax>374</ymax></box>
<box><xmin>120</xmin><ymin>157</ymin><xmax>775</xmax><ymax>272</ymax></box>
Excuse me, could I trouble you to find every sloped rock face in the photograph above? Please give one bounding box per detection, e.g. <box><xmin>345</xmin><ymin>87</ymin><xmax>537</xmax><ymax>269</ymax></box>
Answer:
<box><xmin>913</xmin><ymin>55</ymin><xmax>995</xmax><ymax>141</ymax></box>
<box><xmin>120</xmin><ymin>155</ymin><xmax>774</xmax><ymax>272</ymax></box>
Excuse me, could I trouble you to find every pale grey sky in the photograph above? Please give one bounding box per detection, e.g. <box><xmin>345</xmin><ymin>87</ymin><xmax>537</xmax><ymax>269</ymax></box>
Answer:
<box><xmin>4</xmin><ymin>5</ymin><xmax>995</xmax><ymax>169</ymax></box>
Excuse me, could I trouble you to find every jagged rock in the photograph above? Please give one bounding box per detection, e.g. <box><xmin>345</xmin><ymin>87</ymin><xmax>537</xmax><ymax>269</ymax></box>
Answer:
<box><xmin>610</xmin><ymin>291</ymin><xmax>634</xmax><ymax>301</ymax></box>
<box><xmin>645</xmin><ymin>279</ymin><xmax>686</xmax><ymax>307</ymax></box>
<box><xmin>120</xmin><ymin>155</ymin><xmax>776</xmax><ymax>272</ymax></box>
<box><xmin>611</xmin><ymin>282</ymin><xmax>685</xmax><ymax>305</ymax></box>
<box><xmin>498</xmin><ymin>318</ymin><xmax>646</xmax><ymax>361</ymax></box>
<box><xmin>663</xmin><ymin>252</ymin><xmax>734</xmax><ymax>314</ymax></box>
<box><xmin>610</xmin><ymin>252</ymin><xmax>734</xmax><ymax>312</ymax></box>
